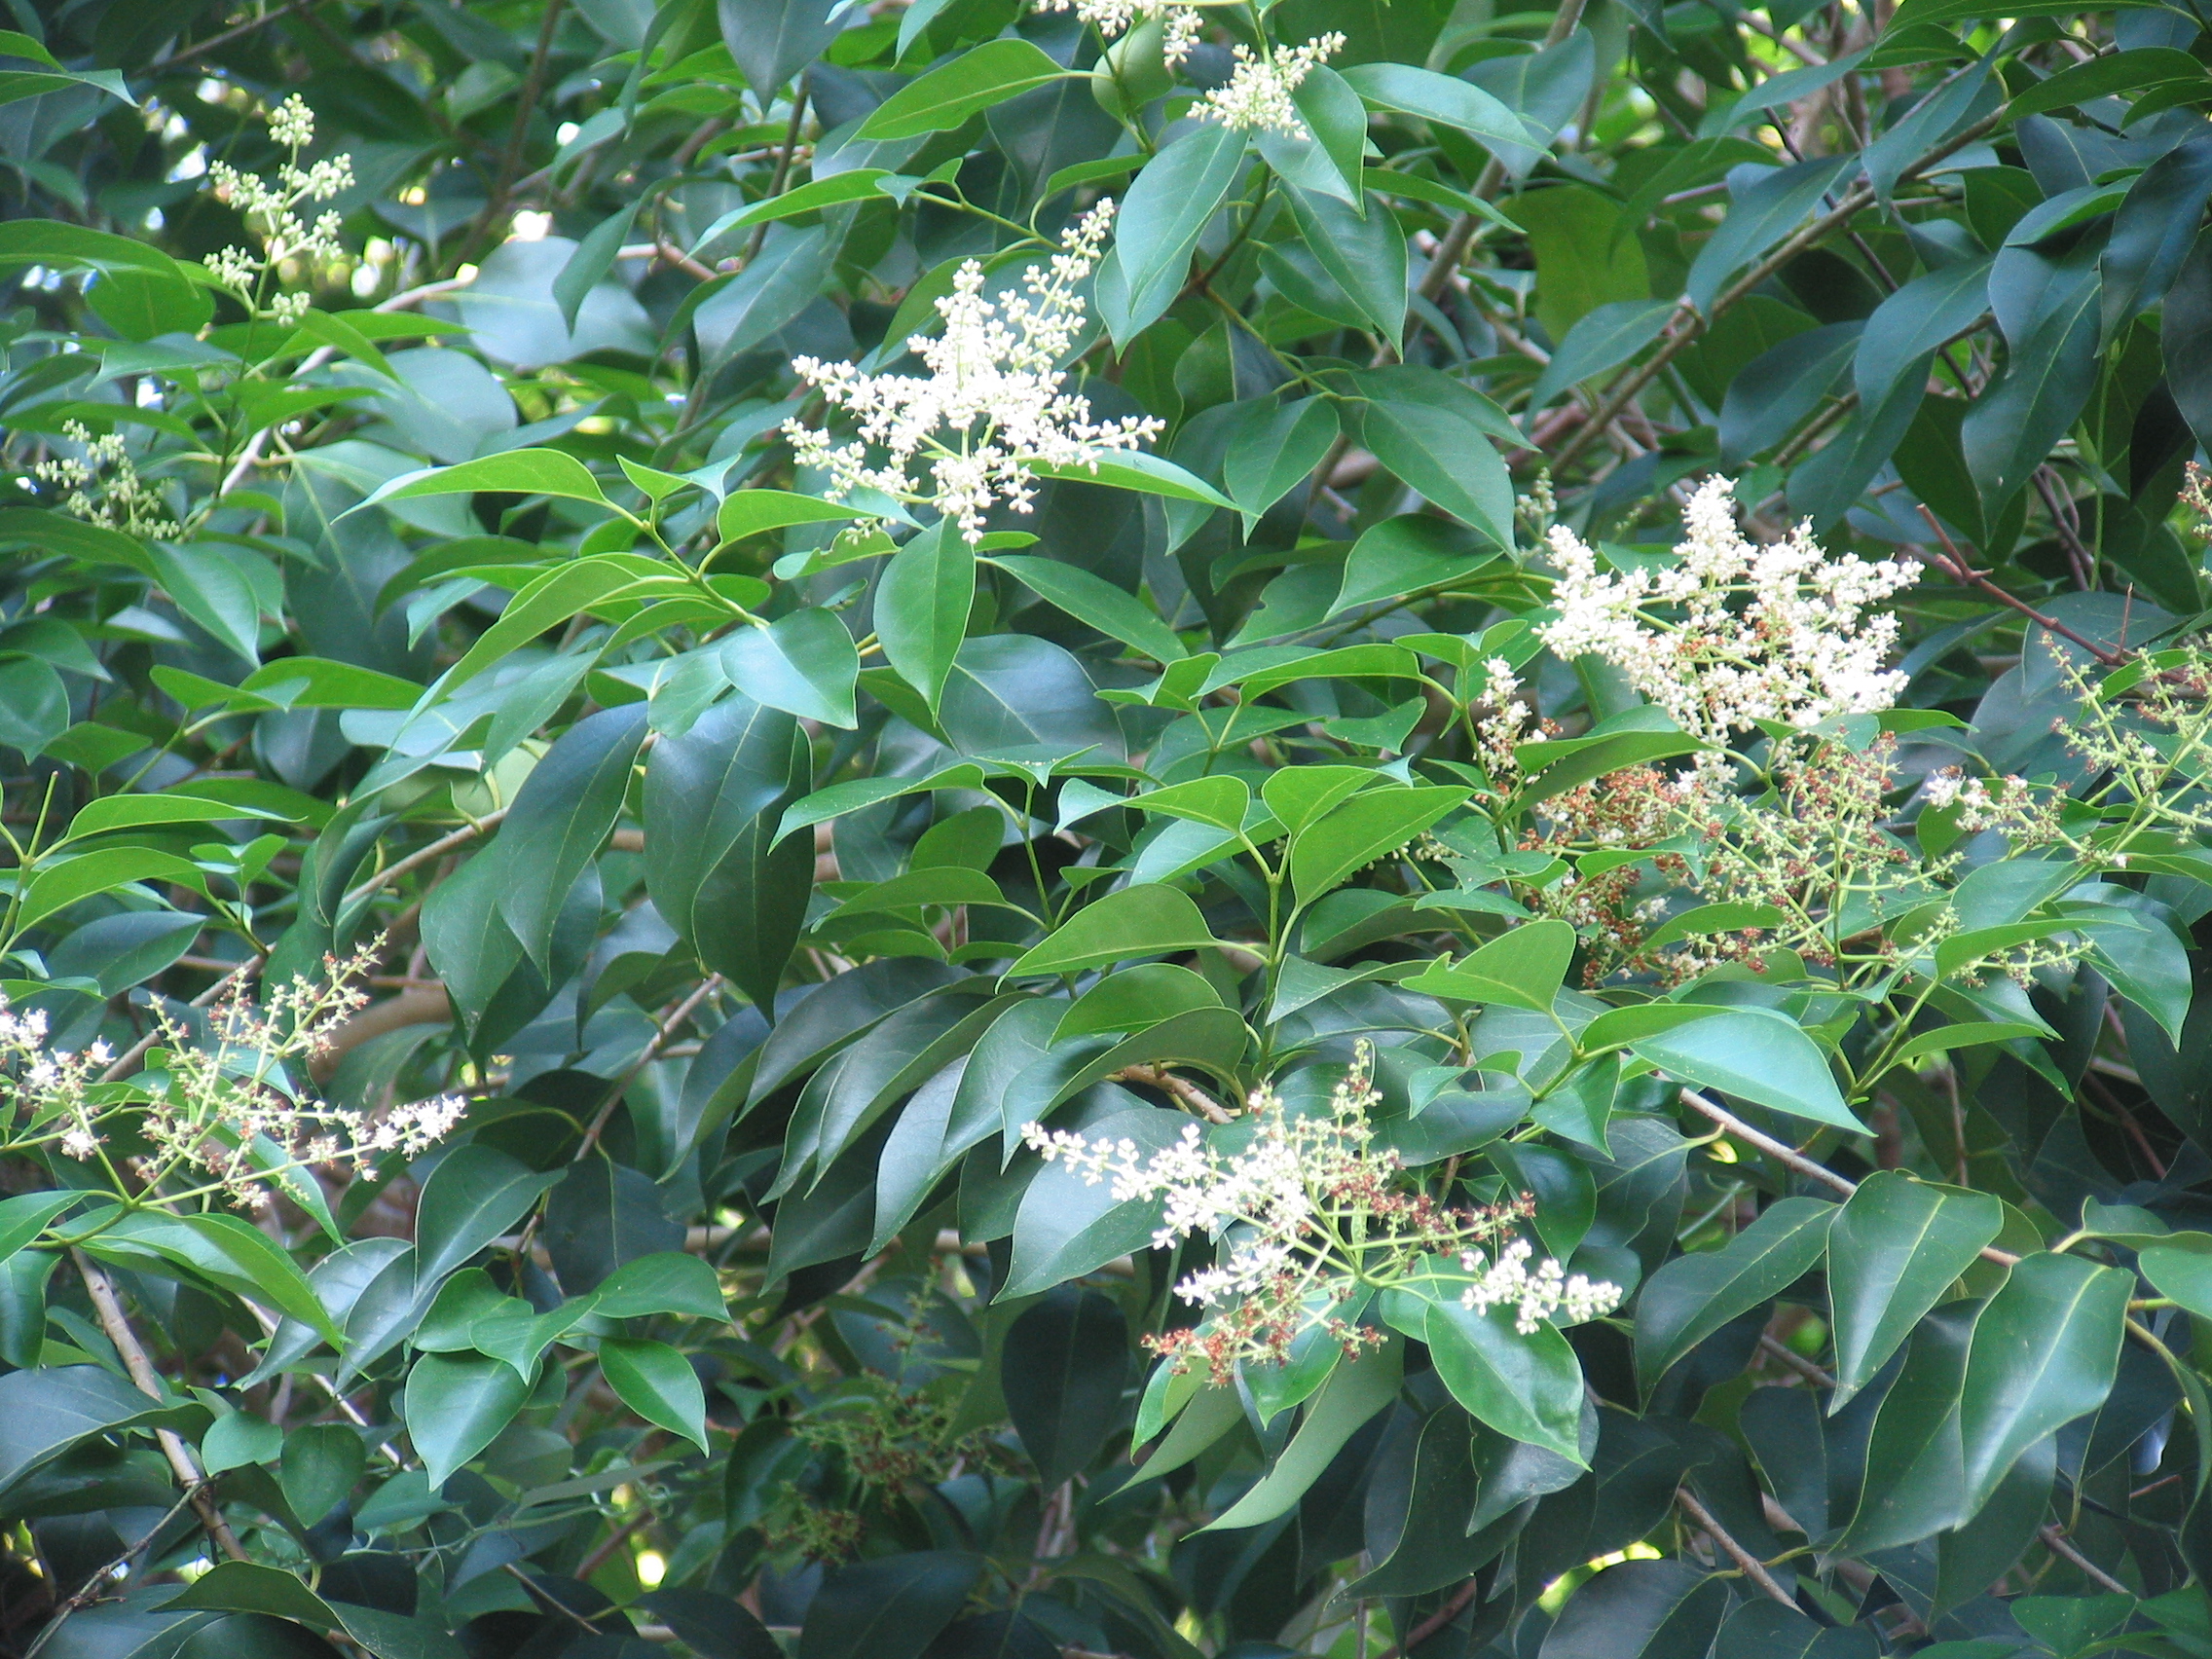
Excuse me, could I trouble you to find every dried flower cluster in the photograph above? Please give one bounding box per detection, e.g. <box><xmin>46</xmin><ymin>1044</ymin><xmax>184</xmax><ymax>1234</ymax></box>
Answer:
<box><xmin>1538</xmin><ymin>477</ymin><xmax>1918</xmax><ymax>752</ymax></box>
<box><xmin>1022</xmin><ymin>1045</ymin><xmax>1619</xmax><ymax>1380</ymax></box>
<box><xmin>204</xmin><ymin>95</ymin><xmax>353</xmax><ymax>321</ymax></box>
<box><xmin>1198</xmin><ymin>34</ymin><xmax>1346</xmax><ymax>136</ymax></box>
<box><xmin>33</xmin><ymin>419</ymin><xmax>181</xmax><ymax>539</ymax></box>
<box><xmin>1035</xmin><ymin>0</ymin><xmax>1205</xmax><ymax>66</ymax></box>
<box><xmin>0</xmin><ymin>946</ymin><xmax>463</xmax><ymax>1210</ymax></box>
<box><xmin>788</xmin><ymin>203</ymin><xmax>1162</xmax><ymax>541</ymax></box>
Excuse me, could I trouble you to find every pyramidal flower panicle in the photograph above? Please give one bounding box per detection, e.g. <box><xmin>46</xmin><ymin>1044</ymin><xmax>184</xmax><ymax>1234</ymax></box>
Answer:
<box><xmin>1535</xmin><ymin>475</ymin><xmax>1918</xmax><ymax>752</ymax></box>
<box><xmin>1021</xmin><ymin>1043</ymin><xmax>1621</xmax><ymax>1381</ymax></box>
<box><xmin>786</xmin><ymin>201</ymin><xmax>1163</xmax><ymax>542</ymax></box>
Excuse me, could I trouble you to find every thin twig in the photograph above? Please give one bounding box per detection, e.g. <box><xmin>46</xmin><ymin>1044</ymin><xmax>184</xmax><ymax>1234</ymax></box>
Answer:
<box><xmin>21</xmin><ymin>1483</ymin><xmax>203</xmax><ymax>1659</ymax></box>
<box><xmin>1676</xmin><ymin>1488</ymin><xmax>1800</xmax><ymax>1608</ymax></box>
<box><xmin>1112</xmin><ymin>1063</ymin><xmax>1234</xmax><ymax>1124</ymax></box>
<box><xmin>483</xmin><ymin>0</ymin><xmax>571</xmax><ymax>241</ymax></box>
<box><xmin>743</xmin><ymin>76</ymin><xmax>812</xmax><ymax>267</ymax></box>
<box><xmin>219</xmin><ymin>276</ymin><xmax>478</xmax><ymax>498</ymax></box>
<box><xmin>147</xmin><ymin>0</ymin><xmax>329</xmax><ymax>71</ymax></box>
<box><xmin>72</xmin><ymin>1253</ymin><xmax>248</xmax><ymax>1562</ymax></box>
<box><xmin>1909</xmin><ymin>506</ymin><xmax>2126</xmax><ymax>665</ymax></box>
<box><xmin>1373</xmin><ymin>1578</ymin><xmax>1480</xmax><ymax>1659</ymax></box>
<box><xmin>575</xmin><ymin>1508</ymin><xmax>656</xmax><ymax>1578</ymax></box>
<box><xmin>573</xmin><ymin>975</ymin><xmax>725</xmax><ymax>1161</ymax></box>
<box><xmin>1678</xmin><ymin>1089</ymin><xmax>1856</xmax><ymax>1198</ymax></box>
<box><xmin>1757</xmin><ymin>1332</ymin><xmax>1835</xmax><ymax>1386</ymax></box>
<box><xmin>1553</xmin><ymin>102</ymin><xmax>2005</xmax><ymax>472</ymax></box>
<box><xmin>1679</xmin><ymin>1089</ymin><xmax>2022</xmax><ymax>1267</ymax></box>
<box><xmin>2038</xmin><ymin>1525</ymin><xmax>2131</xmax><ymax>1595</ymax></box>
<box><xmin>339</xmin><ymin>810</ymin><xmax>508</xmax><ymax>912</ymax></box>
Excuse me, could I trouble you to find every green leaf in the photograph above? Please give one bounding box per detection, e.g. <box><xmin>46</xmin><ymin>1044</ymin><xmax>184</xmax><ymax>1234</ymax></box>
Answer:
<box><xmin>165</xmin><ymin>1562</ymin><xmax>339</xmax><ymax>1627</ymax></box>
<box><xmin>1358</xmin><ymin>398</ymin><xmax>1515</xmax><ymax>548</ymax></box>
<box><xmin>0</xmin><ymin>1364</ymin><xmax>200</xmax><ymax>1498</ymax></box>
<box><xmin>413</xmin><ymin>1144</ymin><xmax>565</xmax><ymax>1289</ymax></box>
<box><xmin>1628</xmin><ymin>1007</ymin><xmax>1860</xmax><ymax>1131</ymax></box>
<box><xmin>1827</xmin><ymin>1171</ymin><xmax>2004</xmax><ymax>1407</ymax></box>
<box><xmin>1288</xmin><ymin>785</ymin><xmax>1468</xmax><ymax>907</ymax></box>
<box><xmin>555</xmin><ymin>203</ymin><xmax>640</xmax><ymax>333</ymax></box>
<box><xmin>17</xmin><ymin>847</ymin><xmax>208</xmax><ymax>931</ymax></box>
<box><xmin>857</xmin><ymin>39</ymin><xmax>1072</xmax><ymax>139</ymax></box>
<box><xmin>439</xmin><ymin>556</ymin><xmax>645</xmax><ymax>690</ymax></box>
<box><xmin>1006</xmin><ymin>884</ymin><xmax>1227</xmax><ymax>977</ymax></box>
<box><xmin>1956</xmin><ymin>1252</ymin><xmax>2130</xmax><ymax>1514</ymax></box>
<box><xmin>876</xmin><ymin>522</ymin><xmax>975</xmax><ymax>718</ymax></box>
<box><xmin>1545</xmin><ymin>1562</ymin><xmax>1730</xmax><ymax>1659</ymax></box>
<box><xmin>1282</xmin><ymin>182</ymin><xmax>1407</xmax><ymax>346</ymax></box>
<box><xmin>0</xmin><ymin>659</ymin><xmax>80</xmax><ymax>765</ymax></box>
<box><xmin>1002</xmin><ymin>1288</ymin><xmax>1127</xmax><ymax>1486</ymax></box>
<box><xmin>796</xmin><ymin>1552</ymin><xmax>982</xmax><ymax>1659</ymax></box>
<box><xmin>1002</xmin><ymin>1107</ymin><xmax>1190</xmax><ymax>1298</ymax></box>
<box><xmin>493</xmin><ymin>704</ymin><xmax>650</xmax><ymax>969</ymax></box>
<box><xmin>280</xmin><ymin>1422</ymin><xmax>365</xmax><ymax>1526</ymax></box>
<box><xmin>591</xmin><ymin>1252</ymin><xmax>730</xmax><ymax>1321</ymax></box>
<box><xmin>987</xmin><ymin>555</ymin><xmax>1187</xmax><ymax>662</ymax></box>
<box><xmin>1529</xmin><ymin>299</ymin><xmax>1677</xmax><ymax>412</ymax></box>
<box><xmin>198</xmin><ymin>1410</ymin><xmax>283</xmax><ymax>1475</ymax></box>
<box><xmin>1636</xmin><ymin>1198</ymin><xmax>1836</xmax><ymax>1390</ymax></box>
<box><xmin>1057</xmin><ymin>964</ymin><xmax>1224</xmax><ymax>1040</ymax></box>
<box><xmin>1028</xmin><ymin>449</ymin><xmax>1236</xmax><ymax>510</ymax></box>
<box><xmin>696</xmin><ymin>170</ymin><xmax>897</xmax><ymax>244</ymax></box>
<box><xmin>1341</xmin><ymin>62</ymin><xmax>1541</xmax><ymax>173</ymax></box>
<box><xmin>1331</xmin><ymin>516</ymin><xmax>1501</xmax><ymax>621</ymax></box>
<box><xmin>645</xmin><ymin>693</ymin><xmax>814</xmax><ymax>1008</ymax></box>
<box><xmin>1203</xmin><ymin>1338</ymin><xmax>1403</xmax><ymax>1530</ymax></box>
<box><xmin>0</xmin><ymin>1191</ymin><xmax>83</xmax><ymax>1268</ymax></box>
<box><xmin>2012</xmin><ymin>46</ymin><xmax>2204</xmax><ymax>121</ymax></box>
<box><xmin>600</xmin><ymin>1336</ymin><xmax>710</xmax><ymax>1453</ymax></box>
<box><xmin>401</xmin><ymin>1352</ymin><xmax>532</xmax><ymax>1487</ymax></box>
<box><xmin>718</xmin><ymin>489</ymin><xmax>859</xmax><ymax>546</ymax></box>
<box><xmin>1223</xmin><ymin>397</ymin><xmax>1339</xmax><ymax>524</ymax></box>
<box><xmin>720</xmin><ymin>608</ymin><xmax>861</xmax><ymax>728</ymax></box>
<box><xmin>356</xmin><ymin>448</ymin><xmax>610</xmax><ymax>512</ymax></box>
<box><xmin>85</xmin><ymin>1210</ymin><xmax>340</xmax><ymax>1342</ymax></box>
<box><xmin>1104</xmin><ymin>123</ymin><xmax>1245</xmax><ymax>344</ymax></box>
<box><xmin>0</xmin><ymin>220</ymin><xmax>186</xmax><ymax>279</ymax></box>
<box><xmin>1418</xmin><ymin>1293</ymin><xmax>1587</xmax><ymax>1462</ymax></box>
<box><xmin>1400</xmin><ymin>919</ymin><xmax>1577</xmax><ymax>1013</ymax></box>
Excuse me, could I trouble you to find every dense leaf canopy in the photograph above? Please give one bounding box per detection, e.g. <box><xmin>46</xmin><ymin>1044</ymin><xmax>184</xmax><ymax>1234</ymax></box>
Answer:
<box><xmin>7</xmin><ymin>0</ymin><xmax>2212</xmax><ymax>1656</ymax></box>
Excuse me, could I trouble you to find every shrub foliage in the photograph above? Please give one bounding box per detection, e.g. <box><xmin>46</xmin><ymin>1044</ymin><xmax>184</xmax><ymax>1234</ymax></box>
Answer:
<box><xmin>6</xmin><ymin>0</ymin><xmax>2212</xmax><ymax>1656</ymax></box>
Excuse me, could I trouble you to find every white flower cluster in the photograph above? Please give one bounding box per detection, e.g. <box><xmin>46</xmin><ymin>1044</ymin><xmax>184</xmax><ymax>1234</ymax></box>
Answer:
<box><xmin>1923</xmin><ymin>766</ymin><xmax>2063</xmax><ymax>844</ymax></box>
<box><xmin>787</xmin><ymin>202</ymin><xmax>1162</xmax><ymax>541</ymax></box>
<box><xmin>1198</xmin><ymin>33</ymin><xmax>1346</xmax><ymax>137</ymax></box>
<box><xmin>1460</xmin><ymin>1236</ymin><xmax>1621</xmax><ymax>1334</ymax></box>
<box><xmin>205</xmin><ymin>95</ymin><xmax>352</xmax><ymax>308</ymax></box>
<box><xmin>1022</xmin><ymin>1045</ymin><xmax>1608</xmax><ymax>1378</ymax></box>
<box><xmin>0</xmin><ymin>946</ymin><xmax>464</xmax><ymax>1211</ymax></box>
<box><xmin>1537</xmin><ymin>476</ymin><xmax>1918</xmax><ymax>751</ymax></box>
<box><xmin>1035</xmin><ymin>0</ymin><xmax>1205</xmax><ymax>66</ymax></box>
<box><xmin>1473</xmin><ymin>656</ymin><xmax>1543</xmax><ymax>782</ymax></box>
<box><xmin>33</xmin><ymin>420</ymin><xmax>181</xmax><ymax>539</ymax></box>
